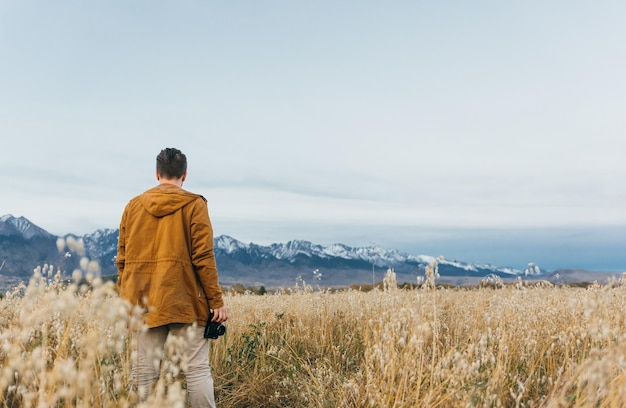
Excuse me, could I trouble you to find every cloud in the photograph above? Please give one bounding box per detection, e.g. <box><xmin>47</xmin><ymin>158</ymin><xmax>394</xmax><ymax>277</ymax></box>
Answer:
<box><xmin>2</xmin><ymin>1</ymin><xmax>625</xmax><ymax>270</ymax></box>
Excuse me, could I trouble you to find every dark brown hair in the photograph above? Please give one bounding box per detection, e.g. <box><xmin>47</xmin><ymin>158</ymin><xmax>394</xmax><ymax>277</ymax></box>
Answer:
<box><xmin>156</xmin><ymin>148</ymin><xmax>187</xmax><ymax>179</ymax></box>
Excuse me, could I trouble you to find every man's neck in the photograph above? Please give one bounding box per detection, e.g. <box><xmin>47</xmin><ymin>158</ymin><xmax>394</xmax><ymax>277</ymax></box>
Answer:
<box><xmin>159</xmin><ymin>178</ymin><xmax>183</xmax><ymax>187</ymax></box>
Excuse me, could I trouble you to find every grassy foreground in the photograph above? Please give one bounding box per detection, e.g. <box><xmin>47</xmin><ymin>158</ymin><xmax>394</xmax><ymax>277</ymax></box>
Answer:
<box><xmin>2</xmin><ymin>269</ymin><xmax>626</xmax><ymax>407</ymax></box>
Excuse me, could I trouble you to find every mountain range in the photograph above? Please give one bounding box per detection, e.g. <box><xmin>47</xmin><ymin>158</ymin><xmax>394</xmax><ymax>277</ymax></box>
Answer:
<box><xmin>0</xmin><ymin>214</ymin><xmax>619</xmax><ymax>292</ymax></box>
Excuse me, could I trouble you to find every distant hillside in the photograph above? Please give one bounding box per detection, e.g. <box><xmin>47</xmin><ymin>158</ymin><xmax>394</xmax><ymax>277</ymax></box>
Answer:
<box><xmin>0</xmin><ymin>214</ymin><xmax>621</xmax><ymax>292</ymax></box>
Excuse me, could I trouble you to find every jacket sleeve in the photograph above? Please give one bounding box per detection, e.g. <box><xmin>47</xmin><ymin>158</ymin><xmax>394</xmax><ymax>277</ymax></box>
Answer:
<box><xmin>116</xmin><ymin>209</ymin><xmax>127</xmax><ymax>289</ymax></box>
<box><xmin>189</xmin><ymin>197</ymin><xmax>224</xmax><ymax>310</ymax></box>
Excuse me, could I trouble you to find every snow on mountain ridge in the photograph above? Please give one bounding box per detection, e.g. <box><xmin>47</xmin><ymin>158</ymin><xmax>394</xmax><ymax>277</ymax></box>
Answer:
<box><xmin>0</xmin><ymin>214</ymin><xmax>54</xmax><ymax>240</ymax></box>
<box><xmin>269</xmin><ymin>240</ymin><xmax>321</xmax><ymax>260</ymax></box>
<box><xmin>215</xmin><ymin>235</ymin><xmax>250</xmax><ymax>254</ymax></box>
<box><xmin>213</xmin><ymin>235</ymin><xmax>522</xmax><ymax>274</ymax></box>
<box><xmin>322</xmin><ymin>243</ymin><xmax>353</xmax><ymax>258</ymax></box>
<box><xmin>83</xmin><ymin>228</ymin><xmax>117</xmax><ymax>241</ymax></box>
<box><xmin>0</xmin><ymin>215</ymin><xmax>526</xmax><ymax>277</ymax></box>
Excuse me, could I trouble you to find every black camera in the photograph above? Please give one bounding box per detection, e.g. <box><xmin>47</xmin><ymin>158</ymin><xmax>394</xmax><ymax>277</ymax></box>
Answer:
<box><xmin>204</xmin><ymin>310</ymin><xmax>226</xmax><ymax>339</ymax></box>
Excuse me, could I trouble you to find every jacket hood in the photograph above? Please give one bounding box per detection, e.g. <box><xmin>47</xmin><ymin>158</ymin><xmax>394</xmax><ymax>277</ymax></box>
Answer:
<box><xmin>138</xmin><ymin>184</ymin><xmax>204</xmax><ymax>218</ymax></box>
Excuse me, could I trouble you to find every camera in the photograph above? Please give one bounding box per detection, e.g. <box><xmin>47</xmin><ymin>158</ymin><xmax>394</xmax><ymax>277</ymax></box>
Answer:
<box><xmin>204</xmin><ymin>310</ymin><xmax>226</xmax><ymax>339</ymax></box>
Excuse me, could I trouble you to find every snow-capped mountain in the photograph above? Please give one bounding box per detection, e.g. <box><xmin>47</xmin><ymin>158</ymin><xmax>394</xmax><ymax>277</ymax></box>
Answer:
<box><xmin>80</xmin><ymin>228</ymin><xmax>119</xmax><ymax>271</ymax></box>
<box><xmin>3</xmin><ymin>214</ymin><xmax>609</xmax><ymax>291</ymax></box>
<box><xmin>0</xmin><ymin>214</ymin><xmax>54</xmax><ymax>240</ymax></box>
<box><xmin>214</xmin><ymin>235</ymin><xmax>522</xmax><ymax>281</ymax></box>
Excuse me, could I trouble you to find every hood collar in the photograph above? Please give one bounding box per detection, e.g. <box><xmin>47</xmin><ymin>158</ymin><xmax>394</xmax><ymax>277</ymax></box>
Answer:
<box><xmin>138</xmin><ymin>184</ymin><xmax>203</xmax><ymax>218</ymax></box>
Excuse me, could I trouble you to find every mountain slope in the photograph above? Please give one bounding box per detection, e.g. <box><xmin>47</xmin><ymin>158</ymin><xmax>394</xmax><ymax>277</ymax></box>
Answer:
<box><xmin>1</xmin><ymin>214</ymin><xmax>615</xmax><ymax>291</ymax></box>
<box><xmin>212</xmin><ymin>235</ymin><xmax>525</xmax><ymax>286</ymax></box>
<box><xmin>0</xmin><ymin>214</ymin><xmax>54</xmax><ymax>240</ymax></box>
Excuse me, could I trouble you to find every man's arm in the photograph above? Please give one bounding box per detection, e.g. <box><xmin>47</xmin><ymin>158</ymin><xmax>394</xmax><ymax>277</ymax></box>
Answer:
<box><xmin>189</xmin><ymin>197</ymin><xmax>225</xmax><ymax>312</ymax></box>
<box><xmin>116</xmin><ymin>210</ymin><xmax>127</xmax><ymax>289</ymax></box>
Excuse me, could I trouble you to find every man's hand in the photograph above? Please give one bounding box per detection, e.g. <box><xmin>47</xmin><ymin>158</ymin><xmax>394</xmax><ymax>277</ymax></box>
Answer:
<box><xmin>211</xmin><ymin>307</ymin><xmax>228</xmax><ymax>323</ymax></box>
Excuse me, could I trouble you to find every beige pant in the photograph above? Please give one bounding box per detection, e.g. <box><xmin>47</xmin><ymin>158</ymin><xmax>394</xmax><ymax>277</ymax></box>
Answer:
<box><xmin>133</xmin><ymin>324</ymin><xmax>216</xmax><ymax>408</ymax></box>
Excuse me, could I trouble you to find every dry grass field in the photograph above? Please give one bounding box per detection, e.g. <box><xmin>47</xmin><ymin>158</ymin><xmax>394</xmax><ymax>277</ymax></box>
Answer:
<box><xmin>2</xmin><ymin>262</ymin><xmax>626</xmax><ymax>407</ymax></box>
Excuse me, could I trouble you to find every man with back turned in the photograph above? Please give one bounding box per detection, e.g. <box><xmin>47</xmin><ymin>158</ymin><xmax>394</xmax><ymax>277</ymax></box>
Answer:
<box><xmin>116</xmin><ymin>147</ymin><xmax>227</xmax><ymax>407</ymax></box>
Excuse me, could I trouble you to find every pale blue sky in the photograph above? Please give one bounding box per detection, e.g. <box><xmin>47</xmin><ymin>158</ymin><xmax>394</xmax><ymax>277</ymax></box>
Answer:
<box><xmin>1</xmin><ymin>1</ymin><xmax>625</xmax><ymax>271</ymax></box>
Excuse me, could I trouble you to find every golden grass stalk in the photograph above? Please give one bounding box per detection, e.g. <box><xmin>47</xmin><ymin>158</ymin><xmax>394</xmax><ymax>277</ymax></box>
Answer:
<box><xmin>3</xmin><ymin>264</ymin><xmax>626</xmax><ymax>407</ymax></box>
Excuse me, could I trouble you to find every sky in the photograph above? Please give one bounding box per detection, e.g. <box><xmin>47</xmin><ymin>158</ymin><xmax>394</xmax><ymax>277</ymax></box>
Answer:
<box><xmin>1</xmin><ymin>1</ymin><xmax>625</xmax><ymax>272</ymax></box>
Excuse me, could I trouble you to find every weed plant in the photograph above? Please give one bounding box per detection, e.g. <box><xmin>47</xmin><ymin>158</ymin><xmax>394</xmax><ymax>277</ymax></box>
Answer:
<box><xmin>2</xmin><ymin>257</ymin><xmax>626</xmax><ymax>406</ymax></box>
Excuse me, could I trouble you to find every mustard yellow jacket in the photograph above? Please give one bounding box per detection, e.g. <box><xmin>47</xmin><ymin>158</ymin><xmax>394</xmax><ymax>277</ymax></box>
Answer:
<box><xmin>116</xmin><ymin>183</ymin><xmax>224</xmax><ymax>328</ymax></box>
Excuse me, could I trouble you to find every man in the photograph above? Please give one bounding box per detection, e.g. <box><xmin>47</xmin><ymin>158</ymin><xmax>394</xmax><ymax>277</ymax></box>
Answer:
<box><xmin>116</xmin><ymin>147</ymin><xmax>227</xmax><ymax>407</ymax></box>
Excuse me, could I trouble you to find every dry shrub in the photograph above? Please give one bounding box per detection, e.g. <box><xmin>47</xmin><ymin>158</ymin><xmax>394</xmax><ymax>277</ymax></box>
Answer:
<box><xmin>214</xmin><ymin>285</ymin><xmax>626</xmax><ymax>407</ymax></box>
<box><xmin>3</xmin><ymin>269</ymin><xmax>626</xmax><ymax>407</ymax></box>
<box><xmin>0</xmin><ymin>268</ymin><xmax>139</xmax><ymax>407</ymax></box>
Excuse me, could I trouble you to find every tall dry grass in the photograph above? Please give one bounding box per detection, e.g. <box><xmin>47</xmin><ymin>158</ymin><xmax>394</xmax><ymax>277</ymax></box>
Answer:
<box><xmin>2</xmin><ymin>260</ymin><xmax>626</xmax><ymax>406</ymax></box>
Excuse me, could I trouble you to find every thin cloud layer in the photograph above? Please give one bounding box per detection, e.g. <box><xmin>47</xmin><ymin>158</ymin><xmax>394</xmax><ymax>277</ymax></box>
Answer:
<box><xmin>1</xmin><ymin>1</ymin><xmax>625</xmax><ymax>269</ymax></box>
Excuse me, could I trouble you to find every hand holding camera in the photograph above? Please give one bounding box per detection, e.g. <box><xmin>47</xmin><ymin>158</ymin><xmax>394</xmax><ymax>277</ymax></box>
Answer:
<box><xmin>204</xmin><ymin>309</ymin><xmax>227</xmax><ymax>339</ymax></box>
